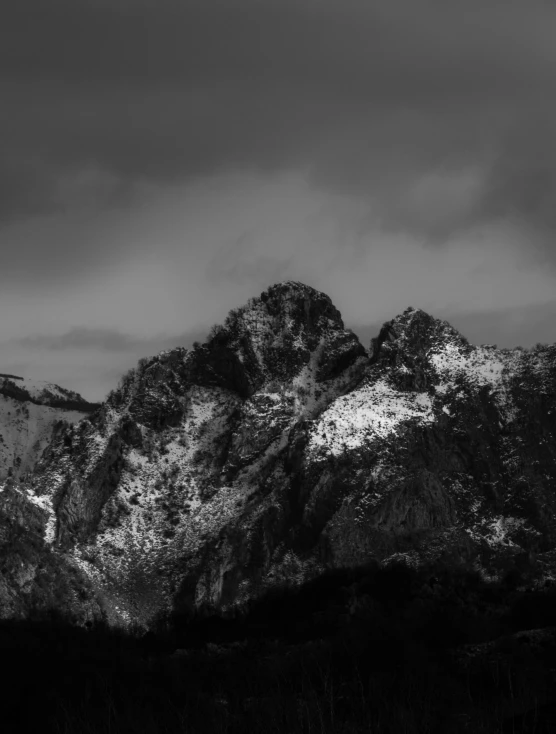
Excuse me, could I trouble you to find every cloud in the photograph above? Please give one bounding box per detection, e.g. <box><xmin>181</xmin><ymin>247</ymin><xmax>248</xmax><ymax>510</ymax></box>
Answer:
<box><xmin>205</xmin><ymin>232</ymin><xmax>295</xmax><ymax>287</ymax></box>
<box><xmin>14</xmin><ymin>326</ymin><xmax>209</xmax><ymax>354</ymax></box>
<box><xmin>438</xmin><ymin>300</ymin><xmax>556</xmax><ymax>350</ymax></box>
<box><xmin>2</xmin><ymin>324</ymin><xmax>210</xmax><ymax>402</ymax></box>
<box><xmin>2</xmin><ymin>0</ymin><xmax>556</xmax><ymax>265</ymax></box>
<box><xmin>1</xmin><ymin>0</ymin><xmax>556</xmax><ymax>401</ymax></box>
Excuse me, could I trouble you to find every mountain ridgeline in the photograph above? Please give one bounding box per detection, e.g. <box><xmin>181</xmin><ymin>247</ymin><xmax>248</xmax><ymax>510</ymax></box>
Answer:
<box><xmin>0</xmin><ymin>373</ymin><xmax>100</xmax><ymax>485</ymax></box>
<box><xmin>1</xmin><ymin>281</ymin><xmax>555</xmax><ymax>628</ymax></box>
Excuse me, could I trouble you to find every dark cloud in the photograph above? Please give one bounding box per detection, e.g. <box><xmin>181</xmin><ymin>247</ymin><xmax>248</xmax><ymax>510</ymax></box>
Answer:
<box><xmin>1</xmin><ymin>0</ymin><xmax>556</xmax><ymax>286</ymax></box>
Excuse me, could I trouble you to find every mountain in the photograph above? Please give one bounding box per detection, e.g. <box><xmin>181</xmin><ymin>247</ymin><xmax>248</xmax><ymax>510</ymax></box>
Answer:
<box><xmin>2</xmin><ymin>282</ymin><xmax>555</xmax><ymax>628</ymax></box>
<box><xmin>0</xmin><ymin>376</ymin><xmax>101</xmax><ymax>620</ymax></box>
<box><xmin>0</xmin><ymin>374</ymin><xmax>99</xmax><ymax>482</ymax></box>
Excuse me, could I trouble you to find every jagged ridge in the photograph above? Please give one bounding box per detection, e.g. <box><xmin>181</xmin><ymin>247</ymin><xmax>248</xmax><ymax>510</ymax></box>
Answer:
<box><xmin>0</xmin><ymin>375</ymin><xmax>99</xmax><ymax>482</ymax></box>
<box><xmin>1</xmin><ymin>284</ymin><xmax>555</xmax><ymax>630</ymax></box>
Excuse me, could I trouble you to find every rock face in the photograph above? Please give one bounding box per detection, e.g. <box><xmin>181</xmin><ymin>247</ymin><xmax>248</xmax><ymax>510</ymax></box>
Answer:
<box><xmin>0</xmin><ymin>375</ymin><xmax>99</xmax><ymax>481</ymax></box>
<box><xmin>3</xmin><ymin>283</ymin><xmax>556</xmax><ymax>628</ymax></box>
<box><xmin>0</xmin><ymin>377</ymin><xmax>101</xmax><ymax>621</ymax></box>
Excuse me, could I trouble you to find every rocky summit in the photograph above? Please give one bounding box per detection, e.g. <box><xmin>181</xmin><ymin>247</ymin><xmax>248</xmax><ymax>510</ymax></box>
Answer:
<box><xmin>1</xmin><ymin>281</ymin><xmax>555</xmax><ymax>628</ymax></box>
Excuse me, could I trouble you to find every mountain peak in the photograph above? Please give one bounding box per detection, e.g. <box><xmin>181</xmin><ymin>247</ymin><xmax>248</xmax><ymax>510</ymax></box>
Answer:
<box><xmin>5</xmin><ymin>283</ymin><xmax>556</xmax><ymax>630</ymax></box>
<box><xmin>106</xmin><ymin>281</ymin><xmax>366</xmax><ymax>425</ymax></box>
<box><xmin>250</xmin><ymin>281</ymin><xmax>343</xmax><ymax>326</ymax></box>
<box><xmin>187</xmin><ymin>280</ymin><xmax>364</xmax><ymax>396</ymax></box>
<box><xmin>366</xmin><ymin>307</ymin><xmax>473</xmax><ymax>395</ymax></box>
<box><xmin>372</xmin><ymin>307</ymin><xmax>470</xmax><ymax>360</ymax></box>
<box><xmin>261</xmin><ymin>280</ymin><xmax>322</xmax><ymax>297</ymax></box>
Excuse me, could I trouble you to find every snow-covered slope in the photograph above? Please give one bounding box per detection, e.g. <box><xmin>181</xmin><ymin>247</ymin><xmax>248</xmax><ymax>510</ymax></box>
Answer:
<box><xmin>0</xmin><ymin>374</ymin><xmax>89</xmax><ymax>407</ymax></box>
<box><xmin>4</xmin><ymin>284</ymin><xmax>556</xmax><ymax>629</ymax></box>
<box><xmin>304</xmin><ymin>308</ymin><xmax>556</xmax><ymax>570</ymax></box>
<box><xmin>23</xmin><ymin>282</ymin><xmax>367</xmax><ymax>624</ymax></box>
<box><xmin>0</xmin><ymin>376</ymin><xmax>102</xmax><ymax>621</ymax></box>
<box><xmin>0</xmin><ymin>375</ymin><xmax>98</xmax><ymax>481</ymax></box>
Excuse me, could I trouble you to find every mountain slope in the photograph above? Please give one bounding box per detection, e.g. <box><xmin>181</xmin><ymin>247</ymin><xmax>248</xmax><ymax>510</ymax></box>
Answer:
<box><xmin>5</xmin><ymin>283</ymin><xmax>556</xmax><ymax>628</ymax></box>
<box><xmin>25</xmin><ymin>282</ymin><xmax>367</xmax><ymax>624</ymax></box>
<box><xmin>0</xmin><ymin>376</ymin><xmax>102</xmax><ymax>621</ymax></box>
<box><xmin>0</xmin><ymin>374</ymin><xmax>99</xmax><ymax>481</ymax></box>
<box><xmin>305</xmin><ymin>308</ymin><xmax>556</xmax><ymax>568</ymax></box>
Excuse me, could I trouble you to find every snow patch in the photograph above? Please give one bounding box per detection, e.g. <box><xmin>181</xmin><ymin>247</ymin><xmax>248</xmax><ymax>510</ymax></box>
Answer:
<box><xmin>309</xmin><ymin>378</ymin><xmax>434</xmax><ymax>456</ymax></box>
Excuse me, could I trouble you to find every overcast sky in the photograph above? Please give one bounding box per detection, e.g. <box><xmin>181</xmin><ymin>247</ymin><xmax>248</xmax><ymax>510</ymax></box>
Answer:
<box><xmin>2</xmin><ymin>0</ymin><xmax>556</xmax><ymax>401</ymax></box>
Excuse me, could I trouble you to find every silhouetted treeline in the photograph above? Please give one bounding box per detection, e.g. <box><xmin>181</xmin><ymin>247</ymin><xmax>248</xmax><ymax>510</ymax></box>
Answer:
<box><xmin>2</xmin><ymin>558</ymin><xmax>556</xmax><ymax>733</ymax></box>
<box><xmin>160</xmin><ymin>558</ymin><xmax>555</xmax><ymax>650</ymax></box>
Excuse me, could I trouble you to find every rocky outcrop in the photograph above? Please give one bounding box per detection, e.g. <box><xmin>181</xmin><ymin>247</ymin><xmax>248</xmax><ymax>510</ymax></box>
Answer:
<box><xmin>183</xmin><ymin>305</ymin><xmax>556</xmax><ymax>615</ymax></box>
<box><xmin>0</xmin><ymin>480</ymin><xmax>105</xmax><ymax>624</ymax></box>
<box><xmin>2</xmin><ymin>285</ymin><xmax>555</xmax><ymax>629</ymax></box>
<box><xmin>0</xmin><ymin>376</ymin><xmax>98</xmax><ymax>482</ymax></box>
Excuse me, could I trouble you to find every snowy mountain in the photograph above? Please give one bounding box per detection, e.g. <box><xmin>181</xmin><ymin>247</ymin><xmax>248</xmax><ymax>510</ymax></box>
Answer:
<box><xmin>0</xmin><ymin>376</ymin><xmax>100</xmax><ymax>620</ymax></box>
<box><xmin>0</xmin><ymin>374</ymin><xmax>99</xmax><ymax>481</ymax></box>
<box><xmin>1</xmin><ymin>282</ymin><xmax>555</xmax><ymax>628</ymax></box>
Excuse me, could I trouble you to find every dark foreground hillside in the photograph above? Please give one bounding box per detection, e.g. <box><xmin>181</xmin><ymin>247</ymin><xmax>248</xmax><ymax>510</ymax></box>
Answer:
<box><xmin>3</xmin><ymin>559</ymin><xmax>556</xmax><ymax>734</ymax></box>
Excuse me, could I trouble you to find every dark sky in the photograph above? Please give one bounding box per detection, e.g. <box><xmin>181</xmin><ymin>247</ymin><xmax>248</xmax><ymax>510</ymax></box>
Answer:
<box><xmin>2</xmin><ymin>0</ymin><xmax>555</xmax><ymax>400</ymax></box>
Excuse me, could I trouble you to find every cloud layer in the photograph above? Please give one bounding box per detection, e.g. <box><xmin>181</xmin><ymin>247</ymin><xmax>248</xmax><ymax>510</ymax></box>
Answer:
<box><xmin>4</xmin><ymin>2</ymin><xmax>556</xmax><ymax>244</ymax></box>
<box><xmin>2</xmin><ymin>0</ymin><xmax>555</xmax><ymax>398</ymax></box>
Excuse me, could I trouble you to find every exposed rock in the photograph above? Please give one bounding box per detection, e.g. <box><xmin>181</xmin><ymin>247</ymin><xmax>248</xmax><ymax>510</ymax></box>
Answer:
<box><xmin>2</xmin><ymin>283</ymin><xmax>555</xmax><ymax>628</ymax></box>
<box><xmin>0</xmin><ymin>375</ymin><xmax>98</xmax><ymax>482</ymax></box>
<box><xmin>0</xmin><ymin>481</ymin><xmax>105</xmax><ymax>623</ymax></box>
